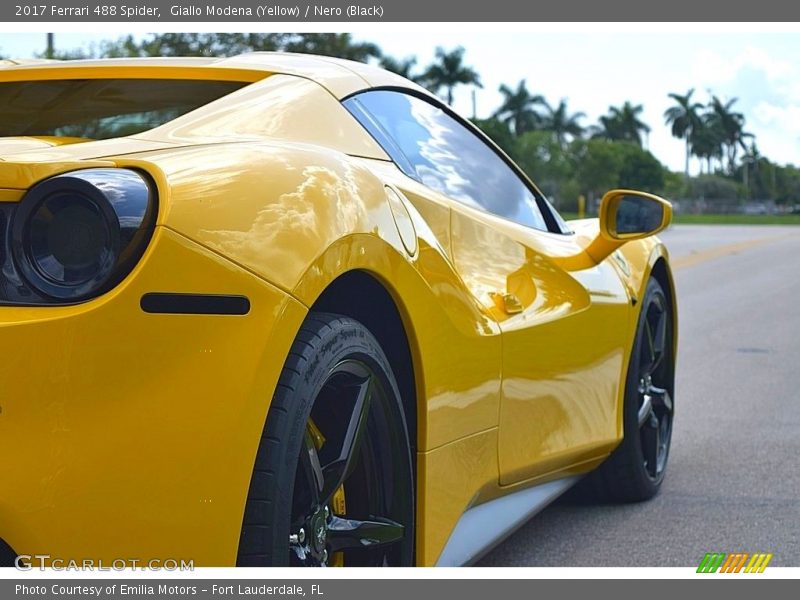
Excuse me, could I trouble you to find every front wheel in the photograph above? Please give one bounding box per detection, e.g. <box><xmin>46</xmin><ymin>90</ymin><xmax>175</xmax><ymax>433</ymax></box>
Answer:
<box><xmin>582</xmin><ymin>277</ymin><xmax>675</xmax><ymax>502</ymax></box>
<box><xmin>237</xmin><ymin>313</ymin><xmax>415</xmax><ymax>566</ymax></box>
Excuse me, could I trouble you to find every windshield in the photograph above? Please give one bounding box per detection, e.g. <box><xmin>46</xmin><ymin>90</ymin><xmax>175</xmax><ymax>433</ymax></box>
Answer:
<box><xmin>0</xmin><ymin>78</ymin><xmax>247</xmax><ymax>140</ymax></box>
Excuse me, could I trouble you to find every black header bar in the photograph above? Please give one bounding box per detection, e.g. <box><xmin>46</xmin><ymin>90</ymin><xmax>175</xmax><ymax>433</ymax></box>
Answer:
<box><xmin>2</xmin><ymin>1</ymin><xmax>798</xmax><ymax>22</ymax></box>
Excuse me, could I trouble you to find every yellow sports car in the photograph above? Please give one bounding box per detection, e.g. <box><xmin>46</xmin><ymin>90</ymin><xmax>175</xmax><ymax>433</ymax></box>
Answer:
<box><xmin>0</xmin><ymin>53</ymin><xmax>676</xmax><ymax>568</ymax></box>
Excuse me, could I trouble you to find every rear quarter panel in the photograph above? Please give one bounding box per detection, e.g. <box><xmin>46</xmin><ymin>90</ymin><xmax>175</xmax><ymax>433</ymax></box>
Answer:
<box><xmin>117</xmin><ymin>142</ymin><xmax>506</xmax><ymax>565</ymax></box>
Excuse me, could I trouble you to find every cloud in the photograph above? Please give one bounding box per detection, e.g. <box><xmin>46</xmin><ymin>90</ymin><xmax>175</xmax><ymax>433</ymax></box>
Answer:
<box><xmin>692</xmin><ymin>45</ymin><xmax>794</xmax><ymax>88</ymax></box>
<box><xmin>752</xmin><ymin>102</ymin><xmax>800</xmax><ymax>166</ymax></box>
<box><xmin>688</xmin><ymin>44</ymin><xmax>800</xmax><ymax>166</ymax></box>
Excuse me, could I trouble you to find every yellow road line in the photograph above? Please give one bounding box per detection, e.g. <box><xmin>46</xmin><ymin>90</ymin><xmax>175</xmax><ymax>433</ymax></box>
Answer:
<box><xmin>672</xmin><ymin>233</ymin><xmax>795</xmax><ymax>270</ymax></box>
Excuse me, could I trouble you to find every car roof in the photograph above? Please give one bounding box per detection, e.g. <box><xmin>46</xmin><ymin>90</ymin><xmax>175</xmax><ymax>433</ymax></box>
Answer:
<box><xmin>0</xmin><ymin>52</ymin><xmax>433</xmax><ymax>100</ymax></box>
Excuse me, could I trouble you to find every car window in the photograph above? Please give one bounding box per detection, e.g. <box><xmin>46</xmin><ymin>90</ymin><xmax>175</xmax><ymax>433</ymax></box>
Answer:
<box><xmin>345</xmin><ymin>90</ymin><xmax>549</xmax><ymax>231</ymax></box>
<box><xmin>0</xmin><ymin>79</ymin><xmax>247</xmax><ymax>140</ymax></box>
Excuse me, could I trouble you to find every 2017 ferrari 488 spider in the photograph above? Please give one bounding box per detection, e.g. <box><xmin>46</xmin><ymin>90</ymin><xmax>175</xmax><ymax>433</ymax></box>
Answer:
<box><xmin>0</xmin><ymin>53</ymin><xmax>676</xmax><ymax>567</ymax></box>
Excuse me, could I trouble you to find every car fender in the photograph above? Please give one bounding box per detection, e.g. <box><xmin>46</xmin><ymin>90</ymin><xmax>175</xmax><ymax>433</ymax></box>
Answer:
<box><xmin>120</xmin><ymin>142</ymin><xmax>504</xmax><ymax>453</ymax></box>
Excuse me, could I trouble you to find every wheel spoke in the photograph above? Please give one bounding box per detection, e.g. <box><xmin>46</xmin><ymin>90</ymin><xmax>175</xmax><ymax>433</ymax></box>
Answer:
<box><xmin>642</xmin><ymin>321</ymin><xmax>655</xmax><ymax>371</ymax></box>
<box><xmin>299</xmin><ymin>429</ymin><xmax>323</xmax><ymax>507</ymax></box>
<box><xmin>641</xmin><ymin>416</ymin><xmax>660</xmax><ymax>476</ymax></box>
<box><xmin>648</xmin><ymin>384</ymin><xmax>673</xmax><ymax>413</ymax></box>
<box><xmin>638</xmin><ymin>394</ymin><xmax>653</xmax><ymax>426</ymax></box>
<box><xmin>641</xmin><ymin>301</ymin><xmax>667</xmax><ymax>375</ymax></box>
<box><xmin>327</xmin><ymin>516</ymin><xmax>404</xmax><ymax>552</ymax></box>
<box><xmin>291</xmin><ymin>542</ymin><xmax>310</xmax><ymax>564</ymax></box>
<box><xmin>652</xmin><ymin>419</ymin><xmax>662</xmax><ymax>475</ymax></box>
<box><xmin>320</xmin><ymin>375</ymin><xmax>373</xmax><ymax>505</ymax></box>
<box><xmin>653</xmin><ymin>305</ymin><xmax>667</xmax><ymax>359</ymax></box>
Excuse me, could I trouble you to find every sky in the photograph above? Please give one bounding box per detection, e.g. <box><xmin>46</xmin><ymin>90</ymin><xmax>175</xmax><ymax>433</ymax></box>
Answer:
<box><xmin>1</xmin><ymin>30</ymin><xmax>799</xmax><ymax>174</ymax></box>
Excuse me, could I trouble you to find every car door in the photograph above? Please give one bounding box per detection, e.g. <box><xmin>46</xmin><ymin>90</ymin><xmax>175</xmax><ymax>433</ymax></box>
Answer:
<box><xmin>345</xmin><ymin>90</ymin><xmax>632</xmax><ymax>485</ymax></box>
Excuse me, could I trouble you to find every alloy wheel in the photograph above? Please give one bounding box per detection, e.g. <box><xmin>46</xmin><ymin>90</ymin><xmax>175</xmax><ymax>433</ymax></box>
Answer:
<box><xmin>288</xmin><ymin>359</ymin><xmax>411</xmax><ymax>566</ymax></box>
<box><xmin>636</xmin><ymin>291</ymin><xmax>674</xmax><ymax>482</ymax></box>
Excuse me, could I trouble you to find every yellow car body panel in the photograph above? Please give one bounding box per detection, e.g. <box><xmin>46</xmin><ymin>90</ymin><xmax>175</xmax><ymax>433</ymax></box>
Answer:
<box><xmin>0</xmin><ymin>189</ymin><xmax>24</xmax><ymax>202</ymax></box>
<box><xmin>0</xmin><ymin>54</ymin><xmax>676</xmax><ymax>566</ymax></box>
<box><xmin>448</xmin><ymin>205</ymin><xmax>632</xmax><ymax>484</ymax></box>
<box><xmin>0</xmin><ymin>53</ymin><xmax>405</xmax><ymax>100</ymax></box>
<box><xmin>135</xmin><ymin>74</ymin><xmax>389</xmax><ymax>160</ymax></box>
<box><xmin>0</xmin><ymin>227</ymin><xmax>308</xmax><ymax>565</ymax></box>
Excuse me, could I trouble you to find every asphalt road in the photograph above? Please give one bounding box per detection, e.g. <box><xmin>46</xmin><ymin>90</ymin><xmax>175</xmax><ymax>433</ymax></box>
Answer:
<box><xmin>479</xmin><ymin>225</ymin><xmax>800</xmax><ymax>567</ymax></box>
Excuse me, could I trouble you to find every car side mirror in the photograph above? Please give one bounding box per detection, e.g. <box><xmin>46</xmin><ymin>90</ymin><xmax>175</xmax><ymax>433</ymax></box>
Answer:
<box><xmin>584</xmin><ymin>189</ymin><xmax>672</xmax><ymax>265</ymax></box>
<box><xmin>599</xmin><ymin>189</ymin><xmax>672</xmax><ymax>240</ymax></box>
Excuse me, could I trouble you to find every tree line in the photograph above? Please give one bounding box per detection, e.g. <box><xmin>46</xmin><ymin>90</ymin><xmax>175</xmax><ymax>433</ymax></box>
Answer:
<box><xmin>7</xmin><ymin>32</ymin><xmax>800</xmax><ymax>210</ymax></box>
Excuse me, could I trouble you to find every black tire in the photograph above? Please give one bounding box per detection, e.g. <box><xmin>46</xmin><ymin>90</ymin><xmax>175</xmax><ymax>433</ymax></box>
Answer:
<box><xmin>580</xmin><ymin>277</ymin><xmax>675</xmax><ymax>502</ymax></box>
<box><xmin>237</xmin><ymin>312</ymin><xmax>414</xmax><ymax>566</ymax></box>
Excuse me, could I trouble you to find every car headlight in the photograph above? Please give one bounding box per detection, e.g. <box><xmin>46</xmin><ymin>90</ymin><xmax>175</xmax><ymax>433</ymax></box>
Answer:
<box><xmin>8</xmin><ymin>168</ymin><xmax>156</xmax><ymax>302</ymax></box>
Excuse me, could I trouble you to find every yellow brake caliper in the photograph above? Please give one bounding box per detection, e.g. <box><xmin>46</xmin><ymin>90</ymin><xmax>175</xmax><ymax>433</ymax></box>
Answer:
<box><xmin>307</xmin><ymin>418</ymin><xmax>346</xmax><ymax>567</ymax></box>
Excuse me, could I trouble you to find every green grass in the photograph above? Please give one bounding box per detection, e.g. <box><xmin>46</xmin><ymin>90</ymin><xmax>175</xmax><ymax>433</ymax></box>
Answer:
<box><xmin>561</xmin><ymin>212</ymin><xmax>800</xmax><ymax>225</ymax></box>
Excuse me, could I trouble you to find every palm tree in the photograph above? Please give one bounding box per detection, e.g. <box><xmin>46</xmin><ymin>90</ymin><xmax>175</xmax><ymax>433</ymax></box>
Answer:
<box><xmin>282</xmin><ymin>33</ymin><xmax>381</xmax><ymax>62</ymax></box>
<box><xmin>492</xmin><ymin>80</ymin><xmax>545</xmax><ymax>136</ymax></box>
<box><xmin>379</xmin><ymin>55</ymin><xmax>419</xmax><ymax>81</ymax></box>
<box><xmin>708</xmin><ymin>96</ymin><xmax>752</xmax><ymax>174</ymax></box>
<box><xmin>741</xmin><ymin>139</ymin><xmax>760</xmax><ymax>194</ymax></box>
<box><xmin>664</xmin><ymin>89</ymin><xmax>703</xmax><ymax>176</ymax></box>
<box><xmin>690</xmin><ymin>115</ymin><xmax>725</xmax><ymax>174</ymax></box>
<box><xmin>137</xmin><ymin>33</ymin><xmax>286</xmax><ymax>57</ymax></box>
<box><xmin>594</xmin><ymin>102</ymin><xmax>651</xmax><ymax>147</ymax></box>
<box><xmin>540</xmin><ymin>99</ymin><xmax>585</xmax><ymax>147</ymax></box>
<box><xmin>420</xmin><ymin>46</ymin><xmax>482</xmax><ymax>106</ymax></box>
